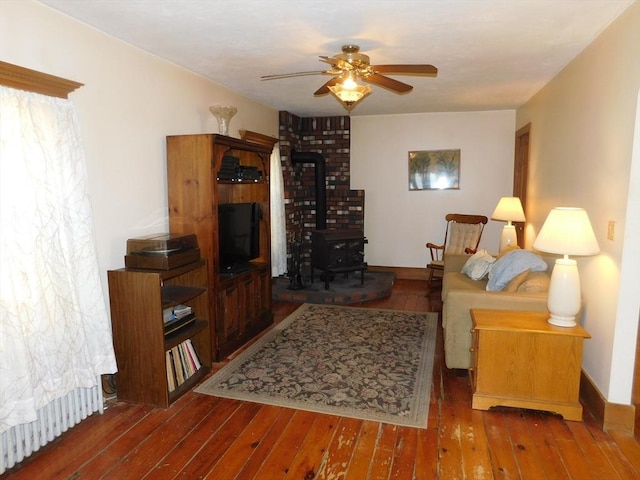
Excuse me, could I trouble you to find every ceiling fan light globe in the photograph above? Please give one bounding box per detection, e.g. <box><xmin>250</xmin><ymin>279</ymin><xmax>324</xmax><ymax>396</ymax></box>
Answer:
<box><xmin>329</xmin><ymin>84</ymin><xmax>371</xmax><ymax>102</ymax></box>
<box><xmin>342</xmin><ymin>77</ymin><xmax>357</xmax><ymax>90</ymax></box>
<box><xmin>328</xmin><ymin>83</ymin><xmax>372</xmax><ymax>110</ymax></box>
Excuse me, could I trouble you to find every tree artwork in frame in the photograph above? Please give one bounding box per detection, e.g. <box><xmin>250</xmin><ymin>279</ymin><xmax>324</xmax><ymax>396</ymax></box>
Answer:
<box><xmin>408</xmin><ymin>149</ymin><xmax>460</xmax><ymax>190</ymax></box>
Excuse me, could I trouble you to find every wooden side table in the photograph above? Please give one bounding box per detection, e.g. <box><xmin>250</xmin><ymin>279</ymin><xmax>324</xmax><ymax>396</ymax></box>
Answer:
<box><xmin>470</xmin><ymin>309</ymin><xmax>590</xmax><ymax>421</ymax></box>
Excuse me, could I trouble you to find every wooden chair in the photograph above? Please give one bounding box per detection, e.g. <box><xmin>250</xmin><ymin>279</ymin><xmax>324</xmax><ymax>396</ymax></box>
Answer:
<box><xmin>426</xmin><ymin>213</ymin><xmax>488</xmax><ymax>287</ymax></box>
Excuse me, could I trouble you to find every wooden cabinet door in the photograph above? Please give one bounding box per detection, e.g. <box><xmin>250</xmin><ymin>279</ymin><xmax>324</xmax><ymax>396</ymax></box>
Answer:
<box><xmin>240</xmin><ymin>275</ymin><xmax>256</xmax><ymax>334</ymax></box>
<box><xmin>216</xmin><ymin>284</ymin><xmax>240</xmax><ymax>349</ymax></box>
<box><xmin>256</xmin><ymin>267</ymin><xmax>271</xmax><ymax>319</ymax></box>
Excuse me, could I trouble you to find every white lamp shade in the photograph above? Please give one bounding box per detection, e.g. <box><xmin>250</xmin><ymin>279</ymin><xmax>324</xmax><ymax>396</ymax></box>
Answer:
<box><xmin>533</xmin><ymin>207</ymin><xmax>600</xmax><ymax>256</ymax></box>
<box><xmin>491</xmin><ymin>197</ymin><xmax>526</xmax><ymax>222</ymax></box>
<box><xmin>492</xmin><ymin>197</ymin><xmax>525</xmax><ymax>251</ymax></box>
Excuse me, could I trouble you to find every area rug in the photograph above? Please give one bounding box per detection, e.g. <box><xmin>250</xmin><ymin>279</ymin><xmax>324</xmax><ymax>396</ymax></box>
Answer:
<box><xmin>195</xmin><ymin>303</ymin><xmax>438</xmax><ymax>428</ymax></box>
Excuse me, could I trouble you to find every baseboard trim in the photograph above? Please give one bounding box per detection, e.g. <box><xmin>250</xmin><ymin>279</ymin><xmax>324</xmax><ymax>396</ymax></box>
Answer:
<box><xmin>580</xmin><ymin>370</ymin><xmax>635</xmax><ymax>433</ymax></box>
<box><xmin>368</xmin><ymin>265</ymin><xmax>428</xmax><ymax>281</ymax></box>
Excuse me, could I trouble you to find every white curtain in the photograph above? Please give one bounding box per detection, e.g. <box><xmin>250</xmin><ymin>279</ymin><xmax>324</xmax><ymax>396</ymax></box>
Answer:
<box><xmin>270</xmin><ymin>142</ymin><xmax>287</xmax><ymax>276</ymax></box>
<box><xmin>0</xmin><ymin>86</ymin><xmax>117</xmax><ymax>434</ymax></box>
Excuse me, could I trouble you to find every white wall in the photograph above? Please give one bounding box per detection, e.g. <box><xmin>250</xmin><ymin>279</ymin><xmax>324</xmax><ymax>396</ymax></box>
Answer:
<box><xmin>0</xmin><ymin>1</ymin><xmax>279</xmax><ymax>302</ymax></box>
<box><xmin>516</xmin><ymin>2</ymin><xmax>639</xmax><ymax>403</ymax></box>
<box><xmin>351</xmin><ymin>111</ymin><xmax>516</xmax><ymax>268</ymax></box>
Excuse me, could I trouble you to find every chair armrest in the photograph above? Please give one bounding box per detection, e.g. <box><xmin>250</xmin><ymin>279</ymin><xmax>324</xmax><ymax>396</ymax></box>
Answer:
<box><xmin>426</xmin><ymin>242</ymin><xmax>444</xmax><ymax>261</ymax></box>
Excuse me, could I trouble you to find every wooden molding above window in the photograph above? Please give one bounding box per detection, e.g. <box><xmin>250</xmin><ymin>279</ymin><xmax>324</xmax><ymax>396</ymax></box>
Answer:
<box><xmin>0</xmin><ymin>61</ymin><xmax>83</xmax><ymax>98</ymax></box>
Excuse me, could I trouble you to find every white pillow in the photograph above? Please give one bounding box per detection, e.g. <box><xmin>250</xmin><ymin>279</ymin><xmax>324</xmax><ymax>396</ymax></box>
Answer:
<box><xmin>461</xmin><ymin>249</ymin><xmax>496</xmax><ymax>280</ymax></box>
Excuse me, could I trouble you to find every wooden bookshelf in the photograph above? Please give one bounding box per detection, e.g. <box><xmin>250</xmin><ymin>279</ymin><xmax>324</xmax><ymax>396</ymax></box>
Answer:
<box><xmin>107</xmin><ymin>260</ymin><xmax>211</xmax><ymax>407</ymax></box>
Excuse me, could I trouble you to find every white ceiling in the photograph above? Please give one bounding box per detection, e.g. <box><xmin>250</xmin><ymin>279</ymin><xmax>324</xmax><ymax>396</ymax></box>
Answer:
<box><xmin>40</xmin><ymin>0</ymin><xmax>634</xmax><ymax>117</ymax></box>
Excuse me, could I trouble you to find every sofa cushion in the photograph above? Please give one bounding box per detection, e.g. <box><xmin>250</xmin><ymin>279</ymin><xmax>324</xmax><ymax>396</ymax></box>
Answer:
<box><xmin>442</xmin><ymin>271</ymin><xmax>488</xmax><ymax>301</ymax></box>
<box><xmin>461</xmin><ymin>249</ymin><xmax>495</xmax><ymax>280</ymax></box>
<box><xmin>487</xmin><ymin>250</ymin><xmax>548</xmax><ymax>291</ymax></box>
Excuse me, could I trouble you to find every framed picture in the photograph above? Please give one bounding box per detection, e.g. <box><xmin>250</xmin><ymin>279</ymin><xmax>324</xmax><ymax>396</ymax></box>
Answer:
<box><xmin>408</xmin><ymin>149</ymin><xmax>460</xmax><ymax>190</ymax></box>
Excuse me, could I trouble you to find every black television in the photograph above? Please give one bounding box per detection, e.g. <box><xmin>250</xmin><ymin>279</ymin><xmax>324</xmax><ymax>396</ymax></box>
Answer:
<box><xmin>218</xmin><ymin>202</ymin><xmax>260</xmax><ymax>274</ymax></box>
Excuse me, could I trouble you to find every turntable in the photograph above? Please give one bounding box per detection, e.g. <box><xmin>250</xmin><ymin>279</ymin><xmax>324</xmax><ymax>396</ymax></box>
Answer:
<box><xmin>124</xmin><ymin>233</ymin><xmax>200</xmax><ymax>270</ymax></box>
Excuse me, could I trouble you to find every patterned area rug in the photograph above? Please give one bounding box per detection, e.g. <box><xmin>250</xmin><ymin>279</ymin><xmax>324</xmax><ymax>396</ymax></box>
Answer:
<box><xmin>195</xmin><ymin>303</ymin><xmax>438</xmax><ymax>428</ymax></box>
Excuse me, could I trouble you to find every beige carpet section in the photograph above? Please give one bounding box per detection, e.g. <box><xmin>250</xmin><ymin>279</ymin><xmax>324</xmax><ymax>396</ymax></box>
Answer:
<box><xmin>195</xmin><ymin>303</ymin><xmax>437</xmax><ymax>428</ymax></box>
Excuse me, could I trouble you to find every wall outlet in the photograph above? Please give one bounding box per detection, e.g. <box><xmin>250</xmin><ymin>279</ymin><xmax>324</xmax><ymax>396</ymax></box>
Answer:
<box><xmin>607</xmin><ymin>220</ymin><xmax>615</xmax><ymax>241</ymax></box>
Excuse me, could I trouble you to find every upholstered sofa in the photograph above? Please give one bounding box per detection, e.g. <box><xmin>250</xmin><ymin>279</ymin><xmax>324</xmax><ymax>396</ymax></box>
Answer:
<box><xmin>441</xmin><ymin>251</ymin><xmax>555</xmax><ymax>369</ymax></box>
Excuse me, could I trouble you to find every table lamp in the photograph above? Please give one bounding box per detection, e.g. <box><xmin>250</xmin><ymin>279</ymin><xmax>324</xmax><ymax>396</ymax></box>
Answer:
<box><xmin>491</xmin><ymin>197</ymin><xmax>526</xmax><ymax>252</ymax></box>
<box><xmin>533</xmin><ymin>207</ymin><xmax>600</xmax><ymax>327</ymax></box>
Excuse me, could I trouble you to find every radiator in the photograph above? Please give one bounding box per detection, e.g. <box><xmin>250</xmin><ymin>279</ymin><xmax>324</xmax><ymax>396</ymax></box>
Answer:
<box><xmin>0</xmin><ymin>377</ymin><xmax>104</xmax><ymax>474</ymax></box>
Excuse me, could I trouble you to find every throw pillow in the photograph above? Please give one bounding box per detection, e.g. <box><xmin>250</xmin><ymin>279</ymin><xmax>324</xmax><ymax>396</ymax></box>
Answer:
<box><xmin>517</xmin><ymin>271</ymin><xmax>551</xmax><ymax>293</ymax></box>
<box><xmin>486</xmin><ymin>250</ymin><xmax>548</xmax><ymax>291</ymax></box>
<box><xmin>504</xmin><ymin>269</ymin><xmax>530</xmax><ymax>292</ymax></box>
<box><xmin>461</xmin><ymin>249</ymin><xmax>496</xmax><ymax>280</ymax></box>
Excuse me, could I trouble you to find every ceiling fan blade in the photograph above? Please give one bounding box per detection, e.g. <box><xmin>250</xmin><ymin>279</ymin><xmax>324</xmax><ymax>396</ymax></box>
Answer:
<box><xmin>313</xmin><ymin>77</ymin><xmax>341</xmax><ymax>96</ymax></box>
<box><xmin>364</xmin><ymin>73</ymin><xmax>413</xmax><ymax>93</ymax></box>
<box><xmin>372</xmin><ymin>64</ymin><xmax>438</xmax><ymax>76</ymax></box>
<box><xmin>261</xmin><ymin>70</ymin><xmax>328</xmax><ymax>80</ymax></box>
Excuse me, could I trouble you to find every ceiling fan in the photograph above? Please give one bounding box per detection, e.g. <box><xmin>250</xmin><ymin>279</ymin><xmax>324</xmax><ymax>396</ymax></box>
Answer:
<box><xmin>261</xmin><ymin>45</ymin><xmax>438</xmax><ymax>111</ymax></box>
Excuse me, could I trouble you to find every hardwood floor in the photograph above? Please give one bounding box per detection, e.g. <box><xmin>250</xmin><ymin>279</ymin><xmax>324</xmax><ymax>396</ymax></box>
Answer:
<box><xmin>5</xmin><ymin>279</ymin><xmax>640</xmax><ymax>479</ymax></box>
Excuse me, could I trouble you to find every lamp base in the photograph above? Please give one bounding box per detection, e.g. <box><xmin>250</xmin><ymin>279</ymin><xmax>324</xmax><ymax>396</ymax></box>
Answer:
<box><xmin>547</xmin><ymin>315</ymin><xmax>577</xmax><ymax>328</ymax></box>
<box><xmin>499</xmin><ymin>224</ymin><xmax>518</xmax><ymax>252</ymax></box>
<box><xmin>546</xmin><ymin>257</ymin><xmax>581</xmax><ymax>328</ymax></box>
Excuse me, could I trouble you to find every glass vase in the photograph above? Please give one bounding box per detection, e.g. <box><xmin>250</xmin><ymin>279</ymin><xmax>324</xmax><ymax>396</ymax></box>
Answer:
<box><xmin>209</xmin><ymin>105</ymin><xmax>237</xmax><ymax>136</ymax></box>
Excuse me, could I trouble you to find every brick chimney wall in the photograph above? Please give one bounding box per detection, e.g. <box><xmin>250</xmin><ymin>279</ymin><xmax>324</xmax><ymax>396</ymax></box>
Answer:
<box><xmin>278</xmin><ymin>111</ymin><xmax>365</xmax><ymax>276</ymax></box>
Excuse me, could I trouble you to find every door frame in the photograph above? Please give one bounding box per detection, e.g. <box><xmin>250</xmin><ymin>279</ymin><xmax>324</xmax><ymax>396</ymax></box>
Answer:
<box><xmin>513</xmin><ymin>123</ymin><xmax>530</xmax><ymax>247</ymax></box>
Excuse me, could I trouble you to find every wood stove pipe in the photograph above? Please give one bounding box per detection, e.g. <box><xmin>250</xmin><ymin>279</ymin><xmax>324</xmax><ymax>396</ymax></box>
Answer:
<box><xmin>291</xmin><ymin>150</ymin><xmax>327</xmax><ymax>230</ymax></box>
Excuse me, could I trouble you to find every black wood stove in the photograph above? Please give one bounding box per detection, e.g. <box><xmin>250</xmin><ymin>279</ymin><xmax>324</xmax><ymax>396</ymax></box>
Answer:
<box><xmin>311</xmin><ymin>229</ymin><xmax>368</xmax><ymax>290</ymax></box>
<box><xmin>290</xmin><ymin>150</ymin><xmax>367</xmax><ymax>290</ymax></box>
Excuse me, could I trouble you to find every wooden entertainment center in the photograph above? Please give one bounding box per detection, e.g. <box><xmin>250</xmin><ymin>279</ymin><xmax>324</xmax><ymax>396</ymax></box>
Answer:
<box><xmin>167</xmin><ymin>134</ymin><xmax>277</xmax><ymax>361</ymax></box>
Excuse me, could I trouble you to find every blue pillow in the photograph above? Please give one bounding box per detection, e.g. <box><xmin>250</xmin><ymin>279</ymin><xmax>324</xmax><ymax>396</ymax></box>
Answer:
<box><xmin>486</xmin><ymin>250</ymin><xmax>548</xmax><ymax>291</ymax></box>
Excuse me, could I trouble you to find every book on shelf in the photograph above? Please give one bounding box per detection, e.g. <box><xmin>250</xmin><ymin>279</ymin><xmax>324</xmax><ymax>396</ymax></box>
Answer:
<box><xmin>166</xmin><ymin>351</ymin><xmax>176</xmax><ymax>392</ymax></box>
<box><xmin>184</xmin><ymin>339</ymin><xmax>202</xmax><ymax>370</ymax></box>
<box><xmin>179</xmin><ymin>342</ymin><xmax>194</xmax><ymax>377</ymax></box>
<box><xmin>166</xmin><ymin>338</ymin><xmax>202</xmax><ymax>393</ymax></box>
<box><xmin>171</xmin><ymin>346</ymin><xmax>185</xmax><ymax>385</ymax></box>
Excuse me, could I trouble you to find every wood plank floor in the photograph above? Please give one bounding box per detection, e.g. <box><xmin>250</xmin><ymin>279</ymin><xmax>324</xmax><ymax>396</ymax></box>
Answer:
<box><xmin>5</xmin><ymin>279</ymin><xmax>640</xmax><ymax>479</ymax></box>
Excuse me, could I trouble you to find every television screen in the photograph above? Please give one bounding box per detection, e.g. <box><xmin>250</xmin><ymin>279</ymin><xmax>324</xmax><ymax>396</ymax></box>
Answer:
<box><xmin>218</xmin><ymin>202</ymin><xmax>260</xmax><ymax>273</ymax></box>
